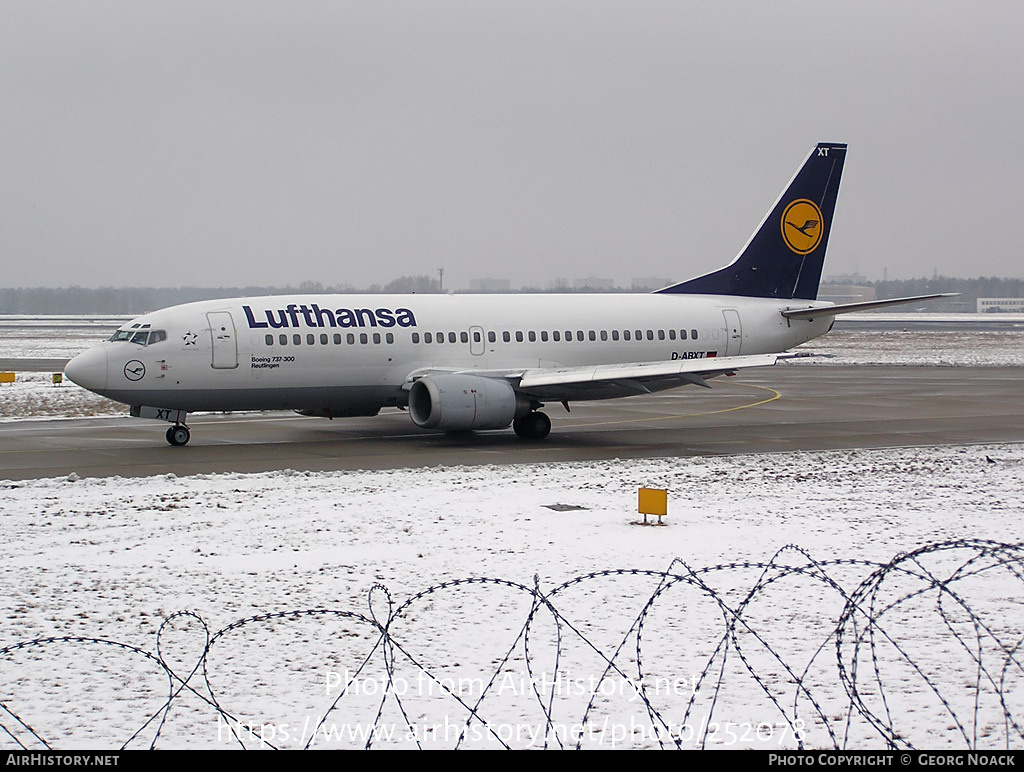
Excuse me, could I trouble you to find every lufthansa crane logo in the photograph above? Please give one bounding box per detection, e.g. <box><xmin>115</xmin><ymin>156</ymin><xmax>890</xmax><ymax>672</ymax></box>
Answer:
<box><xmin>781</xmin><ymin>199</ymin><xmax>824</xmax><ymax>255</ymax></box>
<box><xmin>124</xmin><ymin>360</ymin><xmax>146</xmax><ymax>381</ymax></box>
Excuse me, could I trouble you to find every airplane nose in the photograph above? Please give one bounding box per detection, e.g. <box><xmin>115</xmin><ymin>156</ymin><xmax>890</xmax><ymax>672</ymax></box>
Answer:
<box><xmin>65</xmin><ymin>346</ymin><xmax>109</xmax><ymax>392</ymax></box>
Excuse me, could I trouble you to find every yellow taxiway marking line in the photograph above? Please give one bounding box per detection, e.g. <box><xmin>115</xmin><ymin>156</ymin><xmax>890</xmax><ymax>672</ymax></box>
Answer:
<box><xmin>558</xmin><ymin>382</ymin><xmax>782</xmax><ymax>429</ymax></box>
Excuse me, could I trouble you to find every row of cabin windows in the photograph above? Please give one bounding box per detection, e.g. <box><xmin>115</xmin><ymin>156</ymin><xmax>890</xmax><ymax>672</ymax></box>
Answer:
<box><xmin>265</xmin><ymin>332</ymin><xmax>395</xmax><ymax>346</ymax></box>
<box><xmin>265</xmin><ymin>328</ymin><xmax>703</xmax><ymax>348</ymax></box>
<box><xmin>410</xmin><ymin>328</ymin><xmax>701</xmax><ymax>344</ymax></box>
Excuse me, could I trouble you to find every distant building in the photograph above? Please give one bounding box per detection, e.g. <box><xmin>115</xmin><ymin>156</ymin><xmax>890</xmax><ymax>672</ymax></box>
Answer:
<box><xmin>819</xmin><ymin>285</ymin><xmax>876</xmax><ymax>304</ymax></box>
<box><xmin>469</xmin><ymin>278</ymin><xmax>511</xmax><ymax>292</ymax></box>
<box><xmin>977</xmin><ymin>298</ymin><xmax>1024</xmax><ymax>313</ymax></box>
<box><xmin>824</xmin><ymin>272</ymin><xmax>869</xmax><ymax>285</ymax></box>
<box><xmin>631</xmin><ymin>277</ymin><xmax>672</xmax><ymax>291</ymax></box>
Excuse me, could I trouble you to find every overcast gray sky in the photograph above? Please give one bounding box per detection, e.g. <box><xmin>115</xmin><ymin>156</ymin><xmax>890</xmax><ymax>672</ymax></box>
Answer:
<box><xmin>2</xmin><ymin>1</ymin><xmax>1021</xmax><ymax>290</ymax></box>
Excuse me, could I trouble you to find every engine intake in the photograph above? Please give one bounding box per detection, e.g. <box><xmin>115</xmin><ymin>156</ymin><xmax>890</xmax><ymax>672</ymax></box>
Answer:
<box><xmin>408</xmin><ymin>374</ymin><xmax>528</xmax><ymax>431</ymax></box>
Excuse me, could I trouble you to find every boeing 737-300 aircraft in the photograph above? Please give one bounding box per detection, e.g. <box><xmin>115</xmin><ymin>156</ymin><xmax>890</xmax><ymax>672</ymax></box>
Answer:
<box><xmin>65</xmin><ymin>142</ymin><xmax>947</xmax><ymax>446</ymax></box>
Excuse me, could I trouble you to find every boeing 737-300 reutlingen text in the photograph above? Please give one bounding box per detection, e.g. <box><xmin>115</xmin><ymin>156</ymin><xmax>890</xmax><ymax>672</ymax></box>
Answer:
<box><xmin>65</xmin><ymin>142</ymin><xmax>947</xmax><ymax>445</ymax></box>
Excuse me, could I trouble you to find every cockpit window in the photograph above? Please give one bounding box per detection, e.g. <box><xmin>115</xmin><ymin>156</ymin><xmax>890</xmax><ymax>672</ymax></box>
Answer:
<box><xmin>110</xmin><ymin>329</ymin><xmax>167</xmax><ymax>346</ymax></box>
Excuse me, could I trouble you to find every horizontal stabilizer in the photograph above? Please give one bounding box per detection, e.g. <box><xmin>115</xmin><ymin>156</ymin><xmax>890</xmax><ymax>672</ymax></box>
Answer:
<box><xmin>781</xmin><ymin>293</ymin><xmax>957</xmax><ymax>320</ymax></box>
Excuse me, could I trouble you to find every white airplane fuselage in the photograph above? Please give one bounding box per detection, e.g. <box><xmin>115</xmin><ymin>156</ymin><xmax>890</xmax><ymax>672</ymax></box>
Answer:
<box><xmin>67</xmin><ymin>292</ymin><xmax>832</xmax><ymax>416</ymax></box>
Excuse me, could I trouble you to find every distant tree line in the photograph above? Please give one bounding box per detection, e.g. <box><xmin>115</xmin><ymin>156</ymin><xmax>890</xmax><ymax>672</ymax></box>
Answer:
<box><xmin>0</xmin><ymin>275</ymin><xmax>1020</xmax><ymax>314</ymax></box>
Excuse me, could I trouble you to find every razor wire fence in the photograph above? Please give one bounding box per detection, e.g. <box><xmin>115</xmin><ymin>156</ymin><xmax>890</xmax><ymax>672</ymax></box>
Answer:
<box><xmin>2</xmin><ymin>538</ymin><xmax>1023</xmax><ymax>750</ymax></box>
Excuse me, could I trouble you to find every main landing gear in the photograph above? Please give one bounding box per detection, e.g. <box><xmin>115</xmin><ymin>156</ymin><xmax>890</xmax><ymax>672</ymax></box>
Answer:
<box><xmin>165</xmin><ymin>424</ymin><xmax>191</xmax><ymax>446</ymax></box>
<box><xmin>512</xmin><ymin>411</ymin><xmax>551</xmax><ymax>440</ymax></box>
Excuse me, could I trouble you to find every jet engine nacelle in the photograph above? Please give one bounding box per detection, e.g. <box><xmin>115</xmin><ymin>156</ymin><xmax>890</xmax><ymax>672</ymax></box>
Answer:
<box><xmin>408</xmin><ymin>374</ymin><xmax>529</xmax><ymax>431</ymax></box>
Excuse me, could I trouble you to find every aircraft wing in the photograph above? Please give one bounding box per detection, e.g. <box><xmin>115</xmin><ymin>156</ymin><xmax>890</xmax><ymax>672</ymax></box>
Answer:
<box><xmin>404</xmin><ymin>353</ymin><xmax>790</xmax><ymax>401</ymax></box>
<box><xmin>452</xmin><ymin>353</ymin><xmax>786</xmax><ymax>401</ymax></box>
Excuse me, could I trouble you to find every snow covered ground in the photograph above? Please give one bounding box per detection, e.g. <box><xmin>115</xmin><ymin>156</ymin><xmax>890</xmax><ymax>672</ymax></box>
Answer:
<box><xmin>0</xmin><ymin>315</ymin><xmax>130</xmax><ymax>360</ymax></box>
<box><xmin>791</xmin><ymin>326</ymin><xmax>1024</xmax><ymax>367</ymax></box>
<box><xmin>1</xmin><ymin>318</ymin><xmax>1023</xmax><ymax>750</ymax></box>
<box><xmin>2</xmin><ymin>446</ymin><xmax>1023</xmax><ymax>750</ymax></box>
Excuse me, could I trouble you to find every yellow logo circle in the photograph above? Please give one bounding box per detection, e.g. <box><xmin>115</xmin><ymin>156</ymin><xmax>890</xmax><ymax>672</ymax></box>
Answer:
<box><xmin>781</xmin><ymin>199</ymin><xmax>824</xmax><ymax>255</ymax></box>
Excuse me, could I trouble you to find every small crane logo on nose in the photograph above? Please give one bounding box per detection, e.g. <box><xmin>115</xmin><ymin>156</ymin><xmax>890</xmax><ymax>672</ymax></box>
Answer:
<box><xmin>124</xmin><ymin>360</ymin><xmax>146</xmax><ymax>381</ymax></box>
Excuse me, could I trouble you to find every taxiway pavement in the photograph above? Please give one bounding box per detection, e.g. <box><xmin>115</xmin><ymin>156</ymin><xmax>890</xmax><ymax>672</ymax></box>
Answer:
<box><xmin>1</xmin><ymin>366</ymin><xmax>1021</xmax><ymax>481</ymax></box>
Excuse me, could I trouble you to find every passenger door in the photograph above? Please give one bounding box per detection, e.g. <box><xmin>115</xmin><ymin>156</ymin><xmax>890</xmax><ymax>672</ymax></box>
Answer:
<box><xmin>722</xmin><ymin>309</ymin><xmax>742</xmax><ymax>356</ymax></box>
<box><xmin>207</xmin><ymin>311</ymin><xmax>239</xmax><ymax>369</ymax></box>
